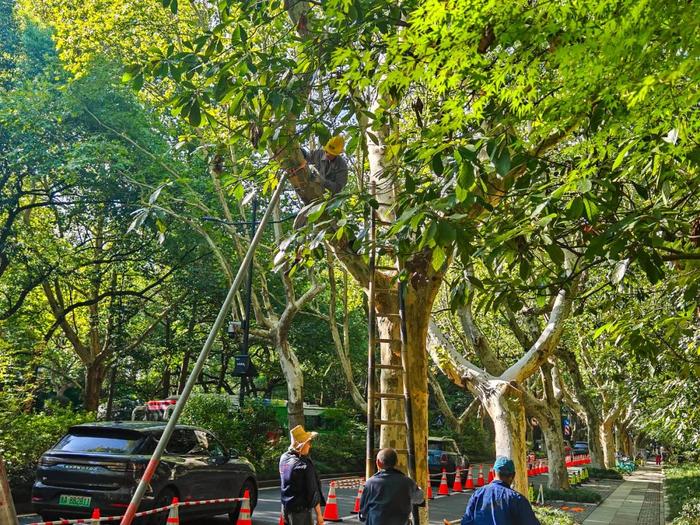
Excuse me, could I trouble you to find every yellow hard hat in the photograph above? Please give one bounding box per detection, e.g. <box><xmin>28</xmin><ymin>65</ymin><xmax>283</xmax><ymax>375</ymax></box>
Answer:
<box><xmin>324</xmin><ymin>135</ymin><xmax>344</xmax><ymax>156</ymax></box>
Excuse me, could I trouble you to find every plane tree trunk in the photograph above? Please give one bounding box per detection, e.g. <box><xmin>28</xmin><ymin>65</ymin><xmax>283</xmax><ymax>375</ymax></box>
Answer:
<box><xmin>428</xmin><ymin>282</ymin><xmax>577</xmax><ymax>497</ymax></box>
<box><xmin>558</xmin><ymin>346</ymin><xmax>606</xmax><ymax>468</ymax></box>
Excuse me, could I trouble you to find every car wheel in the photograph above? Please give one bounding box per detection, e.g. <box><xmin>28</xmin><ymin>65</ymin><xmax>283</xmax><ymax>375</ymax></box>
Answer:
<box><xmin>228</xmin><ymin>479</ymin><xmax>257</xmax><ymax>523</ymax></box>
<box><xmin>148</xmin><ymin>487</ymin><xmax>178</xmax><ymax>525</ymax></box>
<box><xmin>41</xmin><ymin>514</ymin><xmax>60</xmax><ymax>522</ymax></box>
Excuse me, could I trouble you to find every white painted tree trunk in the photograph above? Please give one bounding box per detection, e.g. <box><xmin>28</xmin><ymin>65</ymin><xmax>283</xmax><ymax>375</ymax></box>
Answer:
<box><xmin>482</xmin><ymin>381</ymin><xmax>529</xmax><ymax>496</ymax></box>
<box><xmin>274</xmin><ymin>335</ymin><xmax>305</xmax><ymax>429</ymax></box>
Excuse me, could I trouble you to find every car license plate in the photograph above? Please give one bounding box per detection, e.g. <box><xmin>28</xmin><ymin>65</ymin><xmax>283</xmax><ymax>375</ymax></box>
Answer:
<box><xmin>59</xmin><ymin>495</ymin><xmax>92</xmax><ymax>507</ymax></box>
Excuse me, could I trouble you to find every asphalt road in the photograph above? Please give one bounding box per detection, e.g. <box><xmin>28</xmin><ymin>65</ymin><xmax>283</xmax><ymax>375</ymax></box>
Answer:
<box><xmin>20</xmin><ymin>464</ymin><xmax>496</xmax><ymax>525</ymax></box>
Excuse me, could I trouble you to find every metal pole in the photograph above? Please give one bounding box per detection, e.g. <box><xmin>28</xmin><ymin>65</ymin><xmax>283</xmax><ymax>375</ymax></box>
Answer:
<box><xmin>398</xmin><ymin>281</ymin><xmax>419</xmax><ymax>525</ymax></box>
<box><xmin>119</xmin><ymin>175</ymin><xmax>287</xmax><ymax>525</ymax></box>
<box><xmin>239</xmin><ymin>196</ymin><xmax>257</xmax><ymax>409</ymax></box>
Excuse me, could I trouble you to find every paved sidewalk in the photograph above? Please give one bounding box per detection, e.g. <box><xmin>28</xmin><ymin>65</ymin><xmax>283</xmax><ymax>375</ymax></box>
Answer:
<box><xmin>583</xmin><ymin>463</ymin><xmax>664</xmax><ymax>525</ymax></box>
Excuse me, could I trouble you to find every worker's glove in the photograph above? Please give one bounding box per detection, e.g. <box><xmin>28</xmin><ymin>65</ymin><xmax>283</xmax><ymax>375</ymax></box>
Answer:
<box><xmin>308</xmin><ymin>163</ymin><xmax>321</xmax><ymax>180</ymax></box>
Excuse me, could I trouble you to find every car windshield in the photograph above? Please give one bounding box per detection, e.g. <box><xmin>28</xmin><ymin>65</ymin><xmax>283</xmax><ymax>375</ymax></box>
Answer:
<box><xmin>55</xmin><ymin>433</ymin><xmax>142</xmax><ymax>455</ymax></box>
<box><xmin>429</xmin><ymin>440</ymin><xmax>458</xmax><ymax>453</ymax></box>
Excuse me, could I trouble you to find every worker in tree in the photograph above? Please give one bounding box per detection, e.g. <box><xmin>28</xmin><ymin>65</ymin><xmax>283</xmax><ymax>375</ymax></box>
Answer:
<box><xmin>303</xmin><ymin>135</ymin><xmax>348</xmax><ymax>195</ymax></box>
<box><xmin>292</xmin><ymin>136</ymin><xmax>349</xmax><ymax>231</ymax></box>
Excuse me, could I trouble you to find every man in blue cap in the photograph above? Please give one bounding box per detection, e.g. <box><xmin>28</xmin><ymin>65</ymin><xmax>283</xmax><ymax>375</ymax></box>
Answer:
<box><xmin>459</xmin><ymin>456</ymin><xmax>541</xmax><ymax>525</ymax></box>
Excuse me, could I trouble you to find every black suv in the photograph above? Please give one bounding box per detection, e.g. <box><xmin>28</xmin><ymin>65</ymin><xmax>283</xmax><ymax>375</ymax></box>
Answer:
<box><xmin>32</xmin><ymin>422</ymin><xmax>257</xmax><ymax>523</ymax></box>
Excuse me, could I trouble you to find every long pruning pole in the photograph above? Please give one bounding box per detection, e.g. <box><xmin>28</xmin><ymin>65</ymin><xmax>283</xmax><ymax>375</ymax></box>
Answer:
<box><xmin>119</xmin><ymin>174</ymin><xmax>287</xmax><ymax>525</ymax></box>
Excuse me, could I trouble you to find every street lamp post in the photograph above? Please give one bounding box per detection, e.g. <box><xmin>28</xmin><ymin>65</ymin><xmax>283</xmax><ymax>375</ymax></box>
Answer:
<box><xmin>238</xmin><ymin>196</ymin><xmax>257</xmax><ymax>409</ymax></box>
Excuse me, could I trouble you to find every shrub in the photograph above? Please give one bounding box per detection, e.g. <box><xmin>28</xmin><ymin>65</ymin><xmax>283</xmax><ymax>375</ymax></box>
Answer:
<box><xmin>534</xmin><ymin>506</ymin><xmax>576</xmax><ymax>525</ymax></box>
<box><xmin>543</xmin><ymin>487</ymin><xmax>602</xmax><ymax>503</ymax></box>
<box><xmin>666</xmin><ymin>463</ymin><xmax>700</xmax><ymax>520</ymax></box>
<box><xmin>588</xmin><ymin>467</ymin><xmax>623</xmax><ymax>480</ymax></box>
<box><xmin>180</xmin><ymin>394</ymin><xmax>281</xmax><ymax>474</ymax></box>
<box><xmin>670</xmin><ymin>497</ymin><xmax>700</xmax><ymax>525</ymax></box>
<box><xmin>312</xmin><ymin>420</ymin><xmax>365</xmax><ymax>474</ymax></box>
<box><xmin>0</xmin><ymin>402</ymin><xmax>94</xmax><ymax>502</ymax></box>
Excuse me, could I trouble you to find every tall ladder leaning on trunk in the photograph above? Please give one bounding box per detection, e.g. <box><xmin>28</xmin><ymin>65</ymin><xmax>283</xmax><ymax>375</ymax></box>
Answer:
<box><xmin>365</xmin><ymin>184</ymin><xmax>419</xmax><ymax>523</ymax></box>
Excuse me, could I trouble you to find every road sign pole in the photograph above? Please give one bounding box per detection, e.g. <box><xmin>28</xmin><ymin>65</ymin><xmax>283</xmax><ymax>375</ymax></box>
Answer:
<box><xmin>118</xmin><ymin>175</ymin><xmax>287</xmax><ymax>525</ymax></box>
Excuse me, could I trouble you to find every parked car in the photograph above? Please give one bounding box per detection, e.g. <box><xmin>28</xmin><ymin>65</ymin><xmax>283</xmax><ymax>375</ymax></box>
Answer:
<box><xmin>573</xmin><ymin>440</ymin><xmax>589</xmax><ymax>456</ymax></box>
<box><xmin>428</xmin><ymin>436</ymin><xmax>469</xmax><ymax>486</ymax></box>
<box><xmin>32</xmin><ymin>422</ymin><xmax>257</xmax><ymax>524</ymax></box>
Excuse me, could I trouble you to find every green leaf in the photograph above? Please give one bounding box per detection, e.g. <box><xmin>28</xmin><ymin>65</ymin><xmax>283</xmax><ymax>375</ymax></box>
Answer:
<box><xmin>494</xmin><ymin>147</ymin><xmax>511</xmax><ymax>177</ymax></box>
<box><xmin>583</xmin><ymin>198</ymin><xmax>599</xmax><ymax>221</ymax></box>
<box><xmin>577</xmin><ymin>178</ymin><xmax>592</xmax><ymax>193</ymax></box>
<box><xmin>431</xmin><ymin>245</ymin><xmax>446</xmax><ymax>270</ymax></box>
<box><xmin>188</xmin><ymin>99</ymin><xmax>201</xmax><ymax>127</ymax></box>
<box><xmin>544</xmin><ymin>244</ymin><xmax>565</xmax><ymax>267</ymax></box>
<box><xmin>612</xmin><ymin>141</ymin><xmax>635</xmax><ymax>170</ymax></box>
<box><xmin>431</xmin><ymin>153</ymin><xmax>444</xmax><ymax>176</ymax></box>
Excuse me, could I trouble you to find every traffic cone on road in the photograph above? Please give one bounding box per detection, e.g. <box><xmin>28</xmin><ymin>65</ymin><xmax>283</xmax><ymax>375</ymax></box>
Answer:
<box><xmin>438</xmin><ymin>469</ymin><xmax>450</xmax><ymax>495</ymax></box>
<box><xmin>236</xmin><ymin>490</ymin><xmax>253</xmax><ymax>525</ymax></box>
<box><xmin>278</xmin><ymin>513</ymin><xmax>285</xmax><ymax>525</ymax></box>
<box><xmin>476</xmin><ymin>465</ymin><xmax>485</xmax><ymax>487</ymax></box>
<box><xmin>166</xmin><ymin>497</ymin><xmax>179</xmax><ymax>525</ymax></box>
<box><xmin>427</xmin><ymin>476</ymin><xmax>434</xmax><ymax>500</ymax></box>
<box><xmin>452</xmin><ymin>467</ymin><xmax>463</xmax><ymax>492</ymax></box>
<box><xmin>91</xmin><ymin>508</ymin><xmax>101</xmax><ymax>525</ymax></box>
<box><xmin>351</xmin><ymin>484</ymin><xmax>363</xmax><ymax>513</ymax></box>
<box><xmin>323</xmin><ymin>481</ymin><xmax>342</xmax><ymax>522</ymax></box>
<box><xmin>487</xmin><ymin>468</ymin><xmax>494</xmax><ymax>483</ymax></box>
<box><xmin>465</xmin><ymin>467</ymin><xmax>474</xmax><ymax>490</ymax></box>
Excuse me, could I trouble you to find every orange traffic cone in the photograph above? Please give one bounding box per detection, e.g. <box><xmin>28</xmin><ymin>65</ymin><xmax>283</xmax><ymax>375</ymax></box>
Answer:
<box><xmin>427</xmin><ymin>476</ymin><xmax>434</xmax><ymax>500</ymax></box>
<box><xmin>476</xmin><ymin>465</ymin><xmax>485</xmax><ymax>487</ymax></box>
<box><xmin>278</xmin><ymin>513</ymin><xmax>285</xmax><ymax>525</ymax></box>
<box><xmin>91</xmin><ymin>508</ymin><xmax>100</xmax><ymax>525</ymax></box>
<box><xmin>236</xmin><ymin>490</ymin><xmax>253</xmax><ymax>525</ymax></box>
<box><xmin>452</xmin><ymin>467</ymin><xmax>463</xmax><ymax>492</ymax></box>
<box><xmin>465</xmin><ymin>467</ymin><xmax>474</xmax><ymax>489</ymax></box>
<box><xmin>487</xmin><ymin>467</ymin><xmax>494</xmax><ymax>483</ymax></box>
<box><xmin>166</xmin><ymin>497</ymin><xmax>179</xmax><ymax>525</ymax></box>
<box><xmin>351</xmin><ymin>484</ymin><xmax>364</xmax><ymax>513</ymax></box>
<box><xmin>438</xmin><ymin>468</ymin><xmax>450</xmax><ymax>495</ymax></box>
<box><xmin>323</xmin><ymin>481</ymin><xmax>342</xmax><ymax>522</ymax></box>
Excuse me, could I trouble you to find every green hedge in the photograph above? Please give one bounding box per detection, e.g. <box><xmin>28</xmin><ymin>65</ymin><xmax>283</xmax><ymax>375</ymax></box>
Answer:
<box><xmin>665</xmin><ymin>463</ymin><xmax>700</xmax><ymax>520</ymax></box>
<box><xmin>670</xmin><ymin>497</ymin><xmax>700</xmax><ymax>525</ymax></box>
<box><xmin>180</xmin><ymin>395</ymin><xmax>283</xmax><ymax>476</ymax></box>
<box><xmin>180</xmin><ymin>395</ymin><xmax>365</xmax><ymax>478</ymax></box>
<box><xmin>533</xmin><ymin>506</ymin><xmax>576</xmax><ymax>525</ymax></box>
<box><xmin>543</xmin><ymin>487</ymin><xmax>602</xmax><ymax>503</ymax></box>
<box><xmin>0</xmin><ymin>403</ymin><xmax>94</xmax><ymax>502</ymax></box>
<box><xmin>588</xmin><ymin>467</ymin><xmax>623</xmax><ymax>480</ymax></box>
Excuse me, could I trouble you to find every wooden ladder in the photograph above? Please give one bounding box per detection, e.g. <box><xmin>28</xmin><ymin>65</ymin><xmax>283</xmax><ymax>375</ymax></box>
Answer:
<box><xmin>365</xmin><ymin>186</ymin><xmax>418</xmax><ymax>500</ymax></box>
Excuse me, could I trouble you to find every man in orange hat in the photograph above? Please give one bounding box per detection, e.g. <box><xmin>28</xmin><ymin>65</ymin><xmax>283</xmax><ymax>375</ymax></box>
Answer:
<box><xmin>279</xmin><ymin>425</ymin><xmax>326</xmax><ymax>525</ymax></box>
<box><xmin>303</xmin><ymin>136</ymin><xmax>348</xmax><ymax>195</ymax></box>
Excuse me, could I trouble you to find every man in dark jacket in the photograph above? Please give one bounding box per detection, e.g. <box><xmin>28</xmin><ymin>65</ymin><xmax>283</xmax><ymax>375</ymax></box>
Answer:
<box><xmin>279</xmin><ymin>425</ymin><xmax>326</xmax><ymax>525</ymax></box>
<box><xmin>359</xmin><ymin>448</ymin><xmax>424</xmax><ymax>525</ymax></box>
<box><xmin>459</xmin><ymin>456</ymin><xmax>540</xmax><ymax>525</ymax></box>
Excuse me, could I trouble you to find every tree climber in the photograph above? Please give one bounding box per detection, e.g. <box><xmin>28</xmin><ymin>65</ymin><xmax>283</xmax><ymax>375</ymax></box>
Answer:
<box><xmin>291</xmin><ymin>136</ymin><xmax>349</xmax><ymax>230</ymax></box>
<box><xmin>302</xmin><ymin>135</ymin><xmax>348</xmax><ymax>195</ymax></box>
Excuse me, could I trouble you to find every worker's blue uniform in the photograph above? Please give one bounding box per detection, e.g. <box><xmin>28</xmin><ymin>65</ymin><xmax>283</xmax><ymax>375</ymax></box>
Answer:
<box><xmin>461</xmin><ymin>480</ymin><xmax>541</xmax><ymax>525</ymax></box>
